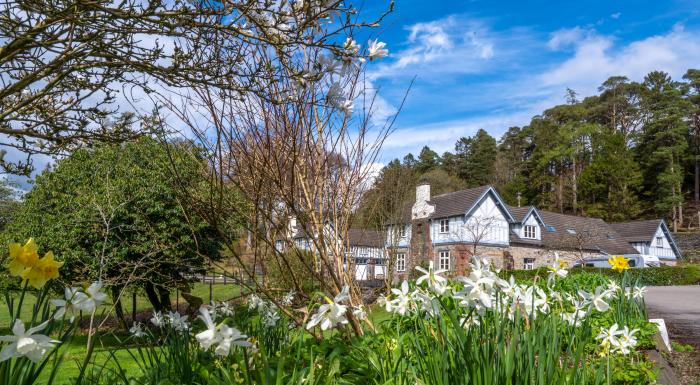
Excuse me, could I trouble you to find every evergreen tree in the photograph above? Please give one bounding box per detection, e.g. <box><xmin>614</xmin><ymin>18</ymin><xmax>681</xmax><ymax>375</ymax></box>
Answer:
<box><xmin>415</xmin><ymin>146</ymin><xmax>441</xmax><ymax>174</ymax></box>
<box><xmin>455</xmin><ymin>129</ymin><xmax>497</xmax><ymax>187</ymax></box>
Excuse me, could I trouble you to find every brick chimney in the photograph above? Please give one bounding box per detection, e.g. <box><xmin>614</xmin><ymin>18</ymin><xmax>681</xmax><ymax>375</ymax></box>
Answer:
<box><xmin>410</xmin><ymin>182</ymin><xmax>434</xmax><ymax>269</ymax></box>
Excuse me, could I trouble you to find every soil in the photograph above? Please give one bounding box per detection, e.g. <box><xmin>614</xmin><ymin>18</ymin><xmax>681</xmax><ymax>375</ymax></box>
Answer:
<box><xmin>668</xmin><ymin>348</ymin><xmax>700</xmax><ymax>385</ymax></box>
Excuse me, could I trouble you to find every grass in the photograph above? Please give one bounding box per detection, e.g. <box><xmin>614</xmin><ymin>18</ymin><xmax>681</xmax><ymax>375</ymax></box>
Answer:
<box><xmin>0</xmin><ymin>283</ymin><xmax>242</xmax><ymax>331</ymax></box>
<box><xmin>1</xmin><ymin>282</ymin><xmax>244</xmax><ymax>384</ymax></box>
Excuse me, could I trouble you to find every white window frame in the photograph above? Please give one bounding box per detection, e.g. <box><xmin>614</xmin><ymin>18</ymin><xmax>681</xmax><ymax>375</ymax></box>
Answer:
<box><xmin>523</xmin><ymin>225</ymin><xmax>536</xmax><ymax>239</ymax></box>
<box><xmin>396</xmin><ymin>253</ymin><xmax>406</xmax><ymax>272</ymax></box>
<box><xmin>438</xmin><ymin>250</ymin><xmax>450</xmax><ymax>271</ymax></box>
<box><xmin>439</xmin><ymin>219</ymin><xmax>450</xmax><ymax>233</ymax></box>
<box><xmin>523</xmin><ymin>258</ymin><xmax>535</xmax><ymax>270</ymax></box>
<box><xmin>398</xmin><ymin>226</ymin><xmax>407</xmax><ymax>238</ymax></box>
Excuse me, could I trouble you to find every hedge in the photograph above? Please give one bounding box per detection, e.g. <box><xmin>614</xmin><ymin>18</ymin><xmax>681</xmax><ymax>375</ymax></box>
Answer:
<box><xmin>502</xmin><ymin>264</ymin><xmax>700</xmax><ymax>286</ymax></box>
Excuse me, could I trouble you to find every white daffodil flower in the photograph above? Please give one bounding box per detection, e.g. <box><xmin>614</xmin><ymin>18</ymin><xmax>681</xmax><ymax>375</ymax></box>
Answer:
<box><xmin>51</xmin><ymin>287</ymin><xmax>87</xmax><ymax>322</ymax></box>
<box><xmin>167</xmin><ymin>311</ymin><xmax>189</xmax><ymax>332</ymax></box>
<box><xmin>214</xmin><ymin>325</ymin><xmax>252</xmax><ymax>356</ymax></box>
<box><xmin>367</xmin><ymin>39</ymin><xmax>388</xmax><ymax>60</ymax></box>
<box><xmin>606</xmin><ymin>280</ymin><xmax>621</xmax><ymax>298</ymax></box>
<box><xmin>631</xmin><ymin>286</ymin><xmax>647</xmax><ymax>300</ymax></box>
<box><xmin>218</xmin><ymin>301</ymin><xmax>235</xmax><ymax>317</ymax></box>
<box><xmin>129</xmin><ymin>322</ymin><xmax>147</xmax><ymax>338</ymax></box>
<box><xmin>561</xmin><ymin>310</ymin><xmax>587</xmax><ymax>326</ymax></box>
<box><xmin>248</xmin><ymin>294</ymin><xmax>264</xmax><ymax>312</ymax></box>
<box><xmin>195</xmin><ymin>307</ymin><xmax>220</xmax><ymax>350</ymax></box>
<box><xmin>306</xmin><ymin>285</ymin><xmax>350</xmax><ymax>330</ymax></box>
<box><xmin>150</xmin><ymin>311</ymin><xmax>166</xmax><ymax>328</ymax></box>
<box><xmin>74</xmin><ymin>281</ymin><xmax>108</xmax><ymax>313</ymax></box>
<box><xmin>390</xmin><ymin>281</ymin><xmax>412</xmax><ymax>316</ymax></box>
<box><xmin>0</xmin><ymin>320</ymin><xmax>58</xmax><ymax>363</ymax></box>
<box><xmin>415</xmin><ymin>262</ymin><xmax>448</xmax><ymax>295</ymax></box>
<box><xmin>614</xmin><ymin>326</ymin><xmax>639</xmax><ymax>354</ymax></box>
<box><xmin>547</xmin><ymin>253</ymin><xmax>568</xmax><ymax>286</ymax></box>
<box><xmin>353</xmin><ymin>304</ymin><xmax>367</xmax><ymax>320</ymax></box>
<box><xmin>281</xmin><ymin>291</ymin><xmax>296</xmax><ymax>306</ymax></box>
<box><xmin>578</xmin><ymin>286</ymin><xmax>610</xmax><ymax>312</ymax></box>
<box><xmin>596</xmin><ymin>323</ymin><xmax>622</xmax><ymax>348</ymax></box>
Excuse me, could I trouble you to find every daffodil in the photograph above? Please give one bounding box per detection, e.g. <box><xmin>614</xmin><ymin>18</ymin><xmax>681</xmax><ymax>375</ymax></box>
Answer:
<box><xmin>7</xmin><ymin>238</ymin><xmax>39</xmax><ymax>277</ymax></box>
<box><xmin>0</xmin><ymin>320</ymin><xmax>58</xmax><ymax>363</ymax></box>
<box><xmin>608</xmin><ymin>255</ymin><xmax>630</xmax><ymax>273</ymax></box>
<box><xmin>23</xmin><ymin>251</ymin><xmax>63</xmax><ymax>289</ymax></box>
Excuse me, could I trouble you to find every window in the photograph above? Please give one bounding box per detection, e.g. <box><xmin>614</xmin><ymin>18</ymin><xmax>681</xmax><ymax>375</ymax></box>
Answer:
<box><xmin>566</xmin><ymin>228</ymin><xmax>577</xmax><ymax>234</ymax></box>
<box><xmin>438</xmin><ymin>250</ymin><xmax>450</xmax><ymax>271</ymax></box>
<box><xmin>523</xmin><ymin>225</ymin><xmax>537</xmax><ymax>239</ymax></box>
<box><xmin>396</xmin><ymin>253</ymin><xmax>406</xmax><ymax>272</ymax></box>
<box><xmin>439</xmin><ymin>219</ymin><xmax>450</xmax><ymax>233</ymax></box>
<box><xmin>546</xmin><ymin>225</ymin><xmax>556</xmax><ymax>232</ymax></box>
<box><xmin>523</xmin><ymin>258</ymin><xmax>535</xmax><ymax>270</ymax></box>
<box><xmin>274</xmin><ymin>240</ymin><xmax>284</xmax><ymax>252</ymax></box>
<box><xmin>656</xmin><ymin>236</ymin><xmax>663</xmax><ymax>247</ymax></box>
<box><xmin>398</xmin><ymin>226</ymin><xmax>407</xmax><ymax>238</ymax></box>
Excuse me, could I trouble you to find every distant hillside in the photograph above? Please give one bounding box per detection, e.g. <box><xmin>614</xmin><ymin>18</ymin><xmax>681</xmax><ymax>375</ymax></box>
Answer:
<box><xmin>673</xmin><ymin>232</ymin><xmax>700</xmax><ymax>262</ymax></box>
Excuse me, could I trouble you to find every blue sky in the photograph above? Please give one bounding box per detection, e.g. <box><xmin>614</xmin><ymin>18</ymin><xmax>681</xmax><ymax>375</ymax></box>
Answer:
<box><xmin>362</xmin><ymin>0</ymin><xmax>700</xmax><ymax>162</ymax></box>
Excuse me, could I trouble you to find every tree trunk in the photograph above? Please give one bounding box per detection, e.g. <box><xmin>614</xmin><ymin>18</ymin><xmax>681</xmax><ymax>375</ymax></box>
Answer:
<box><xmin>144</xmin><ymin>282</ymin><xmax>163</xmax><ymax>312</ymax></box>
<box><xmin>695</xmin><ymin>158</ymin><xmax>699</xmax><ymax>203</ymax></box>
<box><xmin>111</xmin><ymin>286</ymin><xmax>128</xmax><ymax>330</ymax></box>
<box><xmin>158</xmin><ymin>286</ymin><xmax>172</xmax><ymax>311</ymax></box>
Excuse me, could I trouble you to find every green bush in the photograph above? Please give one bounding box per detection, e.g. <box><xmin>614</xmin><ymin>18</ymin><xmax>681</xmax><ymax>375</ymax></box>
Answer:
<box><xmin>502</xmin><ymin>265</ymin><xmax>700</xmax><ymax>286</ymax></box>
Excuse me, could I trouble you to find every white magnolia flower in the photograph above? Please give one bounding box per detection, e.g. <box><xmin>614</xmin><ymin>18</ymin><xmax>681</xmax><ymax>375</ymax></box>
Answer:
<box><xmin>367</xmin><ymin>39</ymin><xmax>388</xmax><ymax>60</ymax></box>
<box><xmin>339</xmin><ymin>99</ymin><xmax>354</xmax><ymax>114</ymax></box>
<box><xmin>0</xmin><ymin>320</ymin><xmax>58</xmax><ymax>363</ymax></box>
<box><xmin>129</xmin><ymin>322</ymin><xmax>147</xmax><ymax>338</ymax></box>
<box><xmin>167</xmin><ymin>311</ymin><xmax>189</xmax><ymax>332</ymax></box>
<box><xmin>74</xmin><ymin>281</ymin><xmax>108</xmax><ymax>313</ymax></box>
<box><xmin>150</xmin><ymin>311</ymin><xmax>166</xmax><ymax>328</ymax></box>
<box><xmin>343</xmin><ymin>37</ymin><xmax>360</xmax><ymax>56</ymax></box>
<box><xmin>415</xmin><ymin>262</ymin><xmax>448</xmax><ymax>295</ymax></box>
<box><xmin>306</xmin><ymin>286</ymin><xmax>350</xmax><ymax>330</ymax></box>
<box><xmin>51</xmin><ymin>287</ymin><xmax>87</xmax><ymax>322</ymax></box>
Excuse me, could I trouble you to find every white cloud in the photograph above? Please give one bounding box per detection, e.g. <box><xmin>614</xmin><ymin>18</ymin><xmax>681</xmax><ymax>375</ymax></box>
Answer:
<box><xmin>611</xmin><ymin>12</ymin><xmax>621</xmax><ymax>20</ymax></box>
<box><xmin>369</xmin><ymin>15</ymin><xmax>500</xmax><ymax>81</ymax></box>
<box><xmin>540</xmin><ymin>24</ymin><xmax>700</xmax><ymax>96</ymax></box>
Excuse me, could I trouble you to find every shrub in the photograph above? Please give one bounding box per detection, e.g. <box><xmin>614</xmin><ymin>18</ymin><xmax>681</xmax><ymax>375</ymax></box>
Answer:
<box><xmin>503</xmin><ymin>265</ymin><xmax>700</xmax><ymax>286</ymax></box>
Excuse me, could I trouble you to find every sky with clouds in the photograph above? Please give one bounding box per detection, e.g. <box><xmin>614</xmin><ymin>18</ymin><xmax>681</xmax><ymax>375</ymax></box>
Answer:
<box><xmin>361</xmin><ymin>0</ymin><xmax>700</xmax><ymax>162</ymax></box>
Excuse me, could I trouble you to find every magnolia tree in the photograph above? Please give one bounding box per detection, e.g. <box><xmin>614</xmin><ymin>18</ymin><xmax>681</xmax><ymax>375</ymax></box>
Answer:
<box><xmin>156</xmin><ymin>5</ymin><xmax>400</xmax><ymax>337</ymax></box>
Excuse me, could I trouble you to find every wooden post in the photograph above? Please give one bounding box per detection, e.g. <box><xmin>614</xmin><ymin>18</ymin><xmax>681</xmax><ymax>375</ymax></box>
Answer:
<box><xmin>132</xmin><ymin>291</ymin><xmax>136</xmax><ymax>322</ymax></box>
<box><xmin>209</xmin><ymin>278</ymin><xmax>213</xmax><ymax>304</ymax></box>
<box><xmin>176</xmin><ymin>289</ymin><xmax>179</xmax><ymax>312</ymax></box>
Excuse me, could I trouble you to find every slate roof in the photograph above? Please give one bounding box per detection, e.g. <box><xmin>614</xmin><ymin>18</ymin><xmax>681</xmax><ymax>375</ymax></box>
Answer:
<box><xmin>537</xmin><ymin>211</ymin><xmax>638</xmax><ymax>255</ymax></box>
<box><xmin>506</xmin><ymin>205</ymin><xmax>537</xmax><ymax>223</ymax></box>
<box><xmin>609</xmin><ymin>220</ymin><xmax>662</xmax><ymax>243</ymax></box>
<box><xmin>347</xmin><ymin>229</ymin><xmax>384</xmax><ymax>248</ymax></box>
<box><xmin>390</xmin><ymin>185</ymin><xmax>497</xmax><ymax>224</ymax></box>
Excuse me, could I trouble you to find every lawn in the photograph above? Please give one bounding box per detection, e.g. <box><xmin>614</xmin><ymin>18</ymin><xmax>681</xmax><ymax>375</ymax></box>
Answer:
<box><xmin>1</xmin><ymin>283</ymin><xmax>243</xmax><ymax>384</ymax></box>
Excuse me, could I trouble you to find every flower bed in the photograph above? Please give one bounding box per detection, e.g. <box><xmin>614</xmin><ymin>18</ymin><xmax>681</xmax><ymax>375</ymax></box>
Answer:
<box><xmin>1</xmin><ymin>240</ymin><xmax>660</xmax><ymax>384</ymax></box>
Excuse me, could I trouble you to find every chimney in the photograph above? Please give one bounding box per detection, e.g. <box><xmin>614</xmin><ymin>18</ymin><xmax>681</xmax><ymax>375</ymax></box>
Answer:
<box><xmin>412</xmin><ymin>182</ymin><xmax>435</xmax><ymax>219</ymax></box>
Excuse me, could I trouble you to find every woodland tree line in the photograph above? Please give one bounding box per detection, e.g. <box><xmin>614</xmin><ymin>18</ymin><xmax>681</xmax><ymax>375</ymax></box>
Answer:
<box><xmin>357</xmin><ymin>69</ymin><xmax>700</xmax><ymax>232</ymax></box>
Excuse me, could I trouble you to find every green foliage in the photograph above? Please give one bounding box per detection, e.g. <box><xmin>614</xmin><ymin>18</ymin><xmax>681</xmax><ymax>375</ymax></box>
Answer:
<box><xmin>504</xmin><ymin>265</ymin><xmax>700</xmax><ymax>286</ymax></box>
<box><xmin>671</xmin><ymin>341</ymin><xmax>695</xmax><ymax>352</ymax></box>
<box><xmin>1</xmin><ymin>137</ymin><xmax>228</xmax><ymax>307</ymax></box>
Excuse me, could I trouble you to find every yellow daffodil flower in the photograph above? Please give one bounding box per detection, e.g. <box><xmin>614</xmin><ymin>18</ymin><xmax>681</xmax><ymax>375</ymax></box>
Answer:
<box><xmin>608</xmin><ymin>255</ymin><xmax>630</xmax><ymax>273</ymax></box>
<box><xmin>7</xmin><ymin>238</ymin><xmax>39</xmax><ymax>277</ymax></box>
<box><xmin>23</xmin><ymin>251</ymin><xmax>63</xmax><ymax>289</ymax></box>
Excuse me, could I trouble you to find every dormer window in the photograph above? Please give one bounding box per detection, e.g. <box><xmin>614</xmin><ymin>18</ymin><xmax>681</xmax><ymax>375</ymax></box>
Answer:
<box><xmin>439</xmin><ymin>219</ymin><xmax>450</xmax><ymax>233</ymax></box>
<box><xmin>398</xmin><ymin>226</ymin><xmax>407</xmax><ymax>238</ymax></box>
<box><xmin>523</xmin><ymin>225</ymin><xmax>536</xmax><ymax>239</ymax></box>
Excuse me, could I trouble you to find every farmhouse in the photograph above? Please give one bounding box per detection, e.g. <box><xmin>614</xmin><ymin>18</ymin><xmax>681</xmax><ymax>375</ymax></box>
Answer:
<box><xmin>274</xmin><ymin>183</ymin><xmax>681</xmax><ymax>281</ymax></box>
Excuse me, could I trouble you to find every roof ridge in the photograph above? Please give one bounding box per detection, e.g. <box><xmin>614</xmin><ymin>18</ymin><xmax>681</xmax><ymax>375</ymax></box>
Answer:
<box><xmin>430</xmin><ymin>185</ymin><xmax>490</xmax><ymax>199</ymax></box>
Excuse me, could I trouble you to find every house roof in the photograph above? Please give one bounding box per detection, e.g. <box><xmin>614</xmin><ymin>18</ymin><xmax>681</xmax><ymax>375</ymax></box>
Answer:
<box><xmin>537</xmin><ymin>211</ymin><xmax>638</xmax><ymax>255</ymax></box>
<box><xmin>390</xmin><ymin>185</ymin><xmax>514</xmax><ymax>224</ymax></box>
<box><xmin>609</xmin><ymin>220</ymin><xmax>663</xmax><ymax>243</ymax></box>
<box><xmin>507</xmin><ymin>205</ymin><xmax>534</xmax><ymax>222</ymax></box>
<box><xmin>347</xmin><ymin>229</ymin><xmax>384</xmax><ymax>248</ymax></box>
